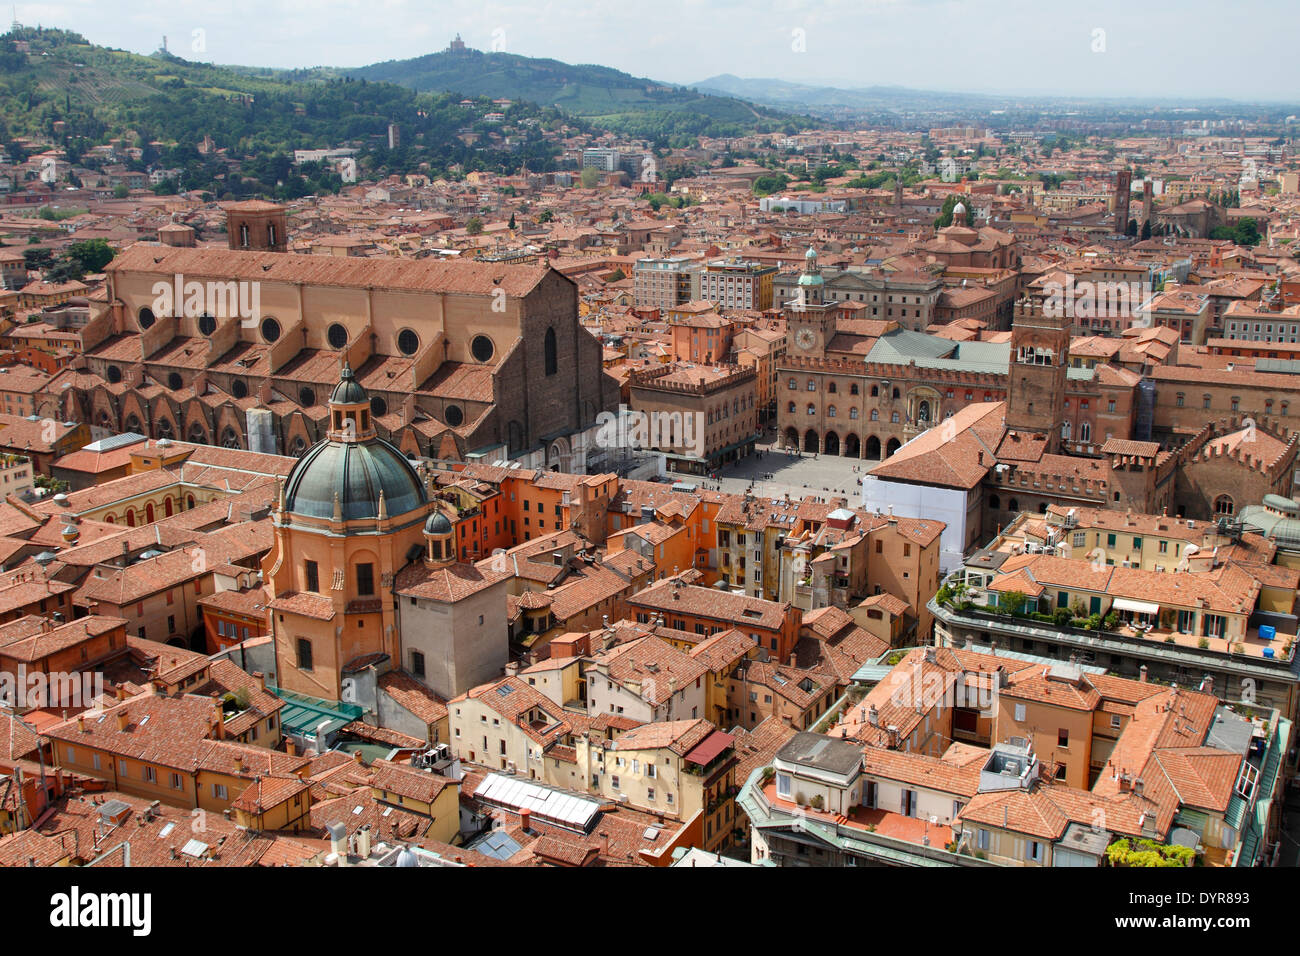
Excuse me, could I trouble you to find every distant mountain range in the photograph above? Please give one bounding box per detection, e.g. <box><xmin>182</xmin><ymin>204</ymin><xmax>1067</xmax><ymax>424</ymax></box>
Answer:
<box><xmin>693</xmin><ymin>75</ymin><xmax>1016</xmax><ymax>115</ymax></box>
<box><xmin>693</xmin><ymin>74</ymin><xmax>1298</xmax><ymax>120</ymax></box>
<box><xmin>348</xmin><ymin>48</ymin><xmax>811</xmax><ymax>138</ymax></box>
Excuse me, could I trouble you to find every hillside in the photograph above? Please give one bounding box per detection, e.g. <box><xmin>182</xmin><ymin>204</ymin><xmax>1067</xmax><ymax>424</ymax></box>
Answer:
<box><xmin>349</xmin><ymin>47</ymin><xmax>810</xmax><ymax>141</ymax></box>
<box><xmin>0</xmin><ymin>27</ymin><xmax>574</xmax><ymax>195</ymax></box>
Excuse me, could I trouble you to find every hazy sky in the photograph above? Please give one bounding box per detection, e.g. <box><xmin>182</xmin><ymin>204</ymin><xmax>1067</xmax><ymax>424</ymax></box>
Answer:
<box><xmin>12</xmin><ymin>0</ymin><xmax>1297</xmax><ymax>101</ymax></box>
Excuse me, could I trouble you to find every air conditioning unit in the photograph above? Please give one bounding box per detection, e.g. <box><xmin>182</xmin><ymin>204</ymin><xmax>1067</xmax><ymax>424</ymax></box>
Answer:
<box><xmin>505</xmin><ymin>761</ymin><xmax>517</xmax><ymax>775</ymax></box>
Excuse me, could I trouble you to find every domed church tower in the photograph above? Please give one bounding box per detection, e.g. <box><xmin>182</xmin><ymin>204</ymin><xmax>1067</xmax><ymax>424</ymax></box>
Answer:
<box><xmin>264</xmin><ymin>364</ymin><xmax>434</xmax><ymax>704</ymax></box>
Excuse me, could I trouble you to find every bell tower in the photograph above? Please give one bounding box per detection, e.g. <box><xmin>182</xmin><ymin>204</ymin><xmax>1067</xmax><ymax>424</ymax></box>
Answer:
<box><xmin>224</xmin><ymin>200</ymin><xmax>288</xmax><ymax>253</ymax></box>
<box><xmin>1005</xmin><ymin>311</ymin><xmax>1069</xmax><ymax>453</ymax></box>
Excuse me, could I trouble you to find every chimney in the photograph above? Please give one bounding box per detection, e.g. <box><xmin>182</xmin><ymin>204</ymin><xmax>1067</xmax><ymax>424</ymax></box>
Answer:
<box><xmin>116</xmin><ymin>711</ymin><xmax>129</xmax><ymax>731</ymax></box>
<box><xmin>211</xmin><ymin>699</ymin><xmax>225</xmax><ymax>739</ymax></box>
<box><xmin>1199</xmin><ymin>675</ymin><xmax>1214</xmax><ymax>695</ymax></box>
<box><xmin>520</xmin><ymin>808</ymin><xmax>532</xmax><ymax>833</ymax></box>
<box><xmin>1139</xmin><ymin>665</ymin><xmax>1148</xmax><ymax>683</ymax></box>
<box><xmin>886</xmin><ymin>724</ymin><xmax>899</xmax><ymax>749</ymax></box>
<box><xmin>504</xmin><ymin>661</ymin><xmax>520</xmax><ymax>677</ymax></box>
<box><xmin>77</xmin><ymin>715</ymin><xmax>86</xmax><ymax>733</ymax></box>
<box><xmin>353</xmin><ymin>749</ymin><xmax>364</xmax><ymax>764</ymax></box>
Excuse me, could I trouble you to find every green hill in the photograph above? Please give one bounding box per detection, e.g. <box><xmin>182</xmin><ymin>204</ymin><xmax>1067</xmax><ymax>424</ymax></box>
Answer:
<box><xmin>0</xmin><ymin>27</ymin><xmax>577</xmax><ymax>197</ymax></box>
<box><xmin>349</xmin><ymin>47</ymin><xmax>810</xmax><ymax>141</ymax></box>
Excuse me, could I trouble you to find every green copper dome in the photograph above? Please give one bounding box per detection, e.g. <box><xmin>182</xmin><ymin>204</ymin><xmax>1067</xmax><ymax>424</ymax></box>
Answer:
<box><xmin>330</xmin><ymin>363</ymin><xmax>368</xmax><ymax>405</ymax></box>
<box><xmin>424</xmin><ymin>511</ymin><xmax>453</xmax><ymax>535</ymax></box>
<box><xmin>284</xmin><ymin>439</ymin><xmax>426</xmax><ymax>521</ymax></box>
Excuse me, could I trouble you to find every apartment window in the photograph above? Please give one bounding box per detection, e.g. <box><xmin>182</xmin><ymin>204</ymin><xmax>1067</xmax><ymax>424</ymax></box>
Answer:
<box><xmin>1057</xmin><ymin>728</ymin><xmax>1069</xmax><ymax>748</ymax></box>
<box><xmin>296</xmin><ymin>638</ymin><xmax>314</xmax><ymax>671</ymax></box>
<box><xmin>213</xmin><ymin>783</ymin><xmax>228</xmax><ymax>800</ymax></box>
<box><xmin>305</xmin><ymin>559</ymin><xmax>319</xmax><ymax>593</ymax></box>
<box><xmin>776</xmin><ymin>773</ymin><xmax>791</xmax><ymax>798</ymax></box>
<box><xmin>411</xmin><ymin>651</ymin><xmax>425</xmax><ymax>678</ymax></box>
<box><xmin>1014</xmin><ymin>703</ymin><xmax>1026</xmax><ymax>722</ymax></box>
<box><xmin>977</xmin><ymin>828</ymin><xmax>990</xmax><ymax>850</ymax></box>
<box><xmin>356</xmin><ymin>562</ymin><xmax>375</xmax><ymax>596</ymax></box>
<box><xmin>143</xmin><ymin>766</ymin><xmax>157</xmax><ymax>784</ymax></box>
<box><xmin>1027</xmin><ymin>840</ymin><xmax>1043</xmax><ymax>863</ymax></box>
<box><xmin>170</xmin><ymin>772</ymin><xmax>183</xmax><ymax>790</ymax></box>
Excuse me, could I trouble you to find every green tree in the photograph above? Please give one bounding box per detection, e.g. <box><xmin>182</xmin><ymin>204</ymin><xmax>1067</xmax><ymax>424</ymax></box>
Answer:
<box><xmin>579</xmin><ymin>166</ymin><xmax>601</xmax><ymax>189</ymax></box>
<box><xmin>935</xmin><ymin>194</ymin><xmax>974</xmax><ymax>228</ymax></box>
<box><xmin>112</xmin><ymin>184</ymin><xmax>128</xmax><ymax>199</ymax></box>
<box><xmin>752</xmin><ymin>173</ymin><xmax>789</xmax><ymax>196</ymax></box>
<box><xmin>65</xmin><ymin>238</ymin><xmax>115</xmax><ymax>272</ymax></box>
<box><xmin>465</xmin><ymin>216</ymin><xmax>484</xmax><ymax>236</ymax></box>
<box><xmin>1141</xmin><ymin>219</ymin><xmax>1152</xmax><ymax>240</ymax></box>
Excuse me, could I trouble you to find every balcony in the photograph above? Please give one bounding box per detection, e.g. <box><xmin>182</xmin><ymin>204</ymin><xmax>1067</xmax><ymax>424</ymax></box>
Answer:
<box><xmin>1115</xmin><ymin>620</ymin><xmax>1294</xmax><ymax>662</ymax></box>
<box><xmin>742</xmin><ymin>775</ymin><xmax>981</xmax><ymax>864</ymax></box>
<box><xmin>933</xmin><ymin>598</ymin><xmax>1298</xmax><ymax>670</ymax></box>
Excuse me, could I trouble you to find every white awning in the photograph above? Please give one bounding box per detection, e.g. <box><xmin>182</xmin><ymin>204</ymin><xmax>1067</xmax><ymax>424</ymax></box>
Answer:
<box><xmin>1113</xmin><ymin>597</ymin><xmax>1159</xmax><ymax>616</ymax></box>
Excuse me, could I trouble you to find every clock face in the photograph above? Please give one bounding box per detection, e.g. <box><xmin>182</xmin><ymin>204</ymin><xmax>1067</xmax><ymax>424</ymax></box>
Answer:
<box><xmin>795</xmin><ymin>328</ymin><xmax>817</xmax><ymax>351</ymax></box>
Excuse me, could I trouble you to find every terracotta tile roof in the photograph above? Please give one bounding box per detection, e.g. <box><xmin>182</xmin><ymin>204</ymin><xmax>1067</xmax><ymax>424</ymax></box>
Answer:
<box><xmin>0</xmin><ymin>828</ymin><xmax>74</xmax><ymax>866</ymax></box>
<box><xmin>588</xmin><ymin>636</ymin><xmax>708</xmax><ymax>705</ymax></box>
<box><xmin>109</xmin><ymin>244</ymin><xmax>557</xmax><ymax>299</ymax></box>
<box><xmin>268</xmin><ymin>591</ymin><xmax>336</xmax><ymax>621</ymax></box>
<box><xmin>394</xmin><ymin>559</ymin><xmax>513</xmax><ymax>603</ymax></box>
<box><xmin>610</xmin><ymin>718</ymin><xmax>714</xmax><ymax>756</ymax></box>
<box><xmin>377</xmin><ymin>670</ymin><xmax>449</xmax><ymax>726</ymax></box>
<box><xmin>628</xmin><ymin>576</ymin><xmax>791</xmax><ymax>632</ymax></box>
<box><xmin>731</xmin><ymin>716</ymin><xmax>798</xmax><ymax>782</ymax></box>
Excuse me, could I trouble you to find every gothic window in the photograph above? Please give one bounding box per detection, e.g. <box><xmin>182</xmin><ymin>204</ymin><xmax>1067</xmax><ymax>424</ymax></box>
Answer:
<box><xmin>544</xmin><ymin>328</ymin><xmax>558</xmax><ymax>375</ymax></box>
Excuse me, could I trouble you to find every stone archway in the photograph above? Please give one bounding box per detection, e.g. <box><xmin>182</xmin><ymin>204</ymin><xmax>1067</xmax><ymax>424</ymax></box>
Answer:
<box><xmin>803</xmin><ymin>429</ymin><xmax>819</xmax><ymax>453</ymax></box>
<box><xmin>547</xmin><ymin>437</ymin><xmax>571</xmax><ymax>473</ymax></box>
<box><xmin>824</xmin><ymin>431</ymin><xmax>840</xmax><ymax>456</ymax></box>
<box><xmin>865</xmin><ymin>435</ymin><xmax>881</xmax><ymax>460</ymax></box>
<box><xmin>784</xmin><ymin>427</ymin><xmax>799</xmax><ymax>450</ymax></box>
<box><xmin>844</xmin><ymin>433</ymin><xmax>860</xmax><ymax>458</ymax></box>
<box><xmin>886</xmin><ymin>437</ymin><xmax>902</xmax><ymax>457</ymax></box>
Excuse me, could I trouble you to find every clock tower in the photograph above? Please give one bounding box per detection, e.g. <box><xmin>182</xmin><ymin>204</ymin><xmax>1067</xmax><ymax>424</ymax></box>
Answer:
<box><xmin>785</xmin><ymin>247</ymin><xmax>836</xmax><ymax>359</ymax></box>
